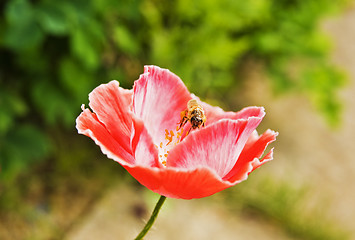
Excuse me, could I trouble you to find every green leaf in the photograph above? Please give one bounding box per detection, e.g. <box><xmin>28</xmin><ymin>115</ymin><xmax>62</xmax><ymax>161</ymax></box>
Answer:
<box><xmin>5</xmin><ymin>0</ymin><xmax>32</xmax><ymax>25</ymax></box>
<box><xmin>36</xmin><ymin>2</ymin><xmax>70</xmax><ymax>35</ymax></box>
<box><xmin>0</xmin><ymin>111</ymin><xmax>13</xmax><ymax>136</ymax></box>
<box><xmin>0</xmin><ymin>125</ymin><xmax>50</xmax><ymax>179</ymax></box>
<box><xmin>71</xmin><ymin>28</ymin><xmax>101</xmax><ymax>69</ymax></box>
<box><xmin>3</xmin><ymin>21</ymin><xmax>44</xmax><ymax>50</ymax></box>
<box><xmin>31</xmin><ymin>80</ymin><xmax>77</xmax><ymax>127</ymax></box>
<box><xmin>59</xmin><ymin>57</ymin><xmax>94</xmax><ymax>101</ymax></box>
<box><xmin>0</xmin><ymin>91</ymin><xmax>27</xmax><ymax>135</ymax></box>
<box><xmin>3</xmin><ymin>0</ymin><xmax>44</xmax><ymax>50</ymax></box>
<box><xmin>302</xmin><ymin>64</ymin><xmax>346</xmax><ymax>126</ymax></box>
<box><xmin>113</xmin><ymin>25</ymin><xmax>140</xmax><ymax>55</ymax></box>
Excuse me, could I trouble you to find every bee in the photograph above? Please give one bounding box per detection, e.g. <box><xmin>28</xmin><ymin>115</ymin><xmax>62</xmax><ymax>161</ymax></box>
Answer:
<box><xmin>178</xmin><ymin>99</ymin><xmax>206</xmax><ymax>134</ymax></box>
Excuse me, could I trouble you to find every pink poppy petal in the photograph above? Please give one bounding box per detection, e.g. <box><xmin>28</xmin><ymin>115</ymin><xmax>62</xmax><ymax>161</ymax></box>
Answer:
<box><xmin>252</xmin><ymin>147</ymin><xmax>274</xmax><ymax>170</ymax></box>
<box><xmin>200</xmin><ymin>102</ymin><xmax>265</xmax><ymax>127</ymax></box>
<box><xmin>224</xmin><ymin>130</ymin><xmax>278</xmax><ymax>182</ymax></box>
<box><xmin>76</xmin><ymin>108</ymin><xmax>135</xmax><ymax>165</ymax></box>
<box><xmin>130</xmin><ymin>117</ymin><xmax>162</xmax><ymax>168</ymax></box>
<box><xmin>167</xmin><ymin>117</ymin><xmax>263</xmax><ymax>178</ymax></box>
<box><xmin>123</xmin><ymin>165</ymin><xmax>233</xmax><ymax>199</ymax></box>
<box><xmin>133</xmin><ymin>66</ymin><xmax>191</xmax><ymax>144</ymax></box>
<box><xmin>88</xmin><ymin>80</ymin><xmax>133</xmax><ymax>154</ymax></box>
<box><xmin>226</xmin><ymin>148</ymin><xmax>275</xmax><ymax>184</ymax></box>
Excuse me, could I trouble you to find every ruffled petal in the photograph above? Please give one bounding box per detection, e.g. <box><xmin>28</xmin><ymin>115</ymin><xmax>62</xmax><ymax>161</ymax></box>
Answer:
<box><xmin>167</xmin><ymin>117</ymin><xmax>263</xmax><ymax>178</ymax></box>
<box><xmin>76</xmin><ymin>108</ymin><xmax>135</xmax><ymax>165</ymax></box>
<box><xmin>200</xmin><ymin>103</ymin><xmax>265</xmax><ymax>127</ymax></box>
<box><xmin>88</xmin><ymin>80</ymin><xmax>133</xmax><ymax>154</ymax></box>
<box><xmin>224</xmin><ymin>129</ymin><xmax>278</xmax><ymax>182</ymax></box>
<box><xmin>123</xmin><ymin>166</ymin><xmax>233</xmax><ymax>199</ymax></box>
<box><xmin>133</xmin><ymin>66</ymin><xmax>191</xmax><ymax>145</ymax></box>
<box><xmin>252</xmin><ymin>147</ymin><xmax>274</xmax><ymax>170</ymax></box>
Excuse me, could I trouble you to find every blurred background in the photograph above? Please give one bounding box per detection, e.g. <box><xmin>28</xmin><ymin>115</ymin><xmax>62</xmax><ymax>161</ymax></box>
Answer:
<box><xmin>1</xmin><ymin>0</ymin><xmax>355</xmax><ymax>239</ymax></box>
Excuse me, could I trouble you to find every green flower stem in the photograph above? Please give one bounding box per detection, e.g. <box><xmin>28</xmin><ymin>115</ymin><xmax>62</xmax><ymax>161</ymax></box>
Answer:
<box><xmin>134</xmin><ymin>195</ymin><xmax>167</xmax><ymax>240</ymax></box>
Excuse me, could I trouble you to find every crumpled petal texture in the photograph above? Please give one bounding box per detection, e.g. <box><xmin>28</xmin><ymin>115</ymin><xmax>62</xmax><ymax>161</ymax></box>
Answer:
<box><xmin>76</xmin><ymin>65</ymin><xmax>278</xmax><ymax>199</ymax></box>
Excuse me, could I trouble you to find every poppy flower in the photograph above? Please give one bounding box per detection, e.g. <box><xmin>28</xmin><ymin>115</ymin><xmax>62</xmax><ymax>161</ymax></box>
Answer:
<box><xmin>76</xmin><ymin>65</ymin><xmax>278</xmax><ymax>199</ymax></box>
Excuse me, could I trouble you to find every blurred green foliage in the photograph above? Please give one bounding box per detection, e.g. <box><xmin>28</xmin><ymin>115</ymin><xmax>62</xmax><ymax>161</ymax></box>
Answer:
<box><xmin>0</xmin><ymin>0</ymin><xmax>349</xmax><ymax>179</ymax></box>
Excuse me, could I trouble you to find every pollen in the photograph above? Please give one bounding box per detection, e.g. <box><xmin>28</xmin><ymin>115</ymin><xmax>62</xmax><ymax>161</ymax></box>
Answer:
<box><xmin>166</xmin><ymin>129</ymin><xmax>177</xmax><ymax>145</ymax></box>
<box><xmin>157</xmin><ymin>127</ymin><xmax>184</xmax><ymax>166</ymax></box>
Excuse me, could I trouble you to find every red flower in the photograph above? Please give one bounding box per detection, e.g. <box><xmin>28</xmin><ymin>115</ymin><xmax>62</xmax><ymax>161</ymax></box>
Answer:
<box><xmin>76</xmin><ymin>66</ymin><xmax>278</xmax><ymax>199</ymax></box>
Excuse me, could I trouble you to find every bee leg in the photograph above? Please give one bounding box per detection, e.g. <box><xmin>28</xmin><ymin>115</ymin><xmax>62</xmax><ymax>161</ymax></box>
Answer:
<box><xmin>178</xmin><ymin>117</ymin><xmax>188</xmax><ymax>130</ymax></box>
<box><xmin>179</xmin><ymin>110</ymin><xmax>188</xmax><ymax>122</ymax></box>
<box><xmin>178</xmin><ymin>110</ymin><xmax>188</xmax><ymax>128</ymax></box>
<box><xmin>186</xmin><ymin>127</ymin><xmax>192</xmax><ymax>135</ymax></box>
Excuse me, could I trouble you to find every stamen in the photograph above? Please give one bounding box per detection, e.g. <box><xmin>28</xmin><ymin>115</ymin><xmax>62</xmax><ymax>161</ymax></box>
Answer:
<box><xmin>165</xmin><ymin>129</ymin><xmax>175</xmax><ymax>146</ymax></box>
<box><xmin>176</xmin><ymin>127</ymin><xmax>183</xmax><ymax>143</ymax></box>
<box><xmin>165</xmin><ymin>129</ymin><xmax>169</xmax><ymax>138</ymax></box>
<box><xmin>158</xmin><ymin>127</ymin><xmax>184</xmax><ymax>167</ymax></box>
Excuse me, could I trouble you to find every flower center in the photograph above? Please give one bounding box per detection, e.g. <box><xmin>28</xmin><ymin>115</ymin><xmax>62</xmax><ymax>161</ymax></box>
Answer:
<box><xmin>155</xmin><ymin>126</ymin><xmax>184</xmax><ymax>166</ymax></box>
